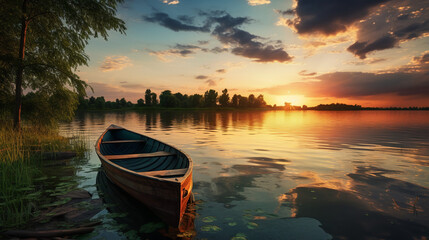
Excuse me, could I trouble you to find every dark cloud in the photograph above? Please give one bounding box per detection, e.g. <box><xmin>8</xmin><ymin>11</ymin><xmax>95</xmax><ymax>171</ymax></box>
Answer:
<box><xmin>258</xmin><ymin>71</ymin><xmax>429</xmax><ymax>99</ymax></box>
<box><xmin>349</xmin><ymin>58</ymin><xmax>387</xmax><ymax>65</ymax></box>
<box><xmin>284</xmin><ymin>0</ymin><xmax>388</xmax><ymax>36</ymax></box>
<box><xmin>347</xmin><ymin>35</ymin><xmax>397</xmax><ymax>59</ymax></box>
<box><xmin>210</xmin><ymin>47</ymin><xmax>229</xmax><ymax>53</ymax></box>
<box><xmin>275</xmin><ymin>9</ymin><xmax>294</xmax><ymax>16</ymax></box>
<box><xmin>397</xmin><ymin>14</ymin><xmax>410</xmax><ymax>21</ymax></box>
<box><xmin>255</xmin><ymin>52</ymin><xmax>429</xmax><ymax>100</ymax></box>
<box><xmin>347</xmin><ymin>0</ymin><xmax>429</xmax><ymax>58</ymax></box>
<box><xmin>147</xmin><ymin>43</ymin><xmax>208</xmax><ymax>60</ymax></box>
<box><xmin>348</xmin><ymin>19</ymin><xmax>429</xmax><ymax>59</ymax></box>
<box><xmin>231</xmin><ymin>45</ymin><xmax>292</xmax><ymax>62</ymax></box>
<box><xmin>145</xmin><ymin>11</ymin><xmax>293</xmax><ymax>63</ymax></box>
<box><xmin>280</xmin><ymin>0</ymin><xmax>428</xmax><ymax>59</ymax></box>
<box><xmin>210</xmin><ymin>13</ymin><xmax>292</xmax><ymax>62</ymax></box>
<box><xmin>195</xmin><ymin>75</ymin><xmax>208</xmax><ymax>79</ymax></box>
<box><xmin>413</xmin><ymin>52</ymin><xmax>429</xmax><ymax>65</ymax></box>
<box><xmin>299</xmin><ymin>70</ymin><xmax>317</xmax><ymax>76</ymax></box>
<box><xmin>177</xmin><ymin>15</ymin><xmax>195</xmax><ymax>24</ymax></box>
<box><xmin>394</xmin><ymin>20</ymin><xmax>429</xmax><ymax>39</ymax></box>
<box><xmin>143</xmin><ymin>12</ymin><xmax>210</xmax><ymax>32</ymax></box>
<box><xmin>216</xmin><ymin>69</ymin><xmax>226</xmax><ymax>73</ymax></box>
<box><xmin>198</xmin><ymin>40</ymin><xmax>209</xmax><ymax>45</ymax></box>
<box><xmin>205</xmin><ymin>79</ymin><xmax>217</xmax><ymax>86</ymax></box>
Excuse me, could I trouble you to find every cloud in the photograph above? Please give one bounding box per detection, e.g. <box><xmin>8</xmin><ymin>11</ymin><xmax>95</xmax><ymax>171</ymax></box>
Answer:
<box><xmin>144</xmin><ymin>11</ymin><xmax>293</xmax><ymax>63</ymax></box>
<box><xmin>349</xmin><ymin>58</ymin><xmax>387</xmax><ymax>65</ymax></box>
<box><xmin>195</xmin><ymin>75</ymin><xmax>209</xmax><ymax>79</ymax></box>
<box><xmin>412</xmin><ymin>51</ymin><xmax>429</xmax><ymax>65</ymax></box>
<box><xmin>147</xmin><ymin>42</ymin><xmax>230</xmax><ymax>61</ymax></box>
<box><xmin>247</xmin><ymin>0</ymin><xmax>270</xmax><ymax>6</ymax></box>
<box><xmin>147</xmin><ymin>44</ymin><xmax>205</xmax><ymax>61</ymax></box>
<box><xmin>99</xmin><ymin>56</ymin><xmax>132</xmax><ymax>72</ymax></box>
<box><xmin>205</xmin><ymin>79</ymin><xmax>217</xmax><ymax>86</ymax></box>
<box><xmin>162</xmin><ymin>0</ymin><xmax>179</xmax><ymax>5</ymax></box>
<box><xmin>284</xmin><ymin>0</ymin><xmax>388</xmax><ymax>36</ymax></box>
<box><xmin>280</xmin><ymin>0</ymin><xmax>429</xmax><ymax>58</ymax></box>
<box><xmin>198</xmin><ymin>40</ymin><xmax>209</xmax><ymax>45</ymax></box>
<box><xmin>210</xmin><ymin>47</ymin><xmax>229</xmax><ymax>53</ymax></box>
<box><xmin>299</xmin><ymin>70</ymin><xmax>316</xmax><ymax>76</ymax></box>
<box><xmin>347</xmin><ymin>35</ymin><xmax>397</xmax><ymax>59</ymax></box>
<box><xmin>143</xmin><ymin>12</ymin><xmax>210</xmax><ymax>32</ymax></box>
<box><xmin>210</xmin><ymin>13</ymin><xmax>293</xmax><ymax>62</ymax></box>
<box><xmin>348</xmin><ymin>16</ymin><xmax>429</xmax><ymax>58</ymax></box>
<box><xmin>216</xmin><ymin>69</ymin><xmax>226</xmax><ymax>73</ymax></box>
<box><xmin>255</xmin><ymin>52</ymin><xmax>429</xmax><ymax>101</ymax></box>
<box><xmin>275</xmin><ymin>9</ymin><xmax>294</xmax><ymax>16</ymax></box>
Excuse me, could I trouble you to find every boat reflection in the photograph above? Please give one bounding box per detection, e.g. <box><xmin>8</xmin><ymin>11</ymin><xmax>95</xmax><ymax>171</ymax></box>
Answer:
<box><xmin>96</xmin><ymin>170</ymin><xmax>196</xmax><ymax>239</ymax></box>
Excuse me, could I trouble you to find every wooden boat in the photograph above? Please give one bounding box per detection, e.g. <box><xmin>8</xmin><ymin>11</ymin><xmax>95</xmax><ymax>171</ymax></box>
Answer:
<box><xmin>95</xmin><ymin>124</ymin><xmax>193</xmax><ymax>227</ymax></box>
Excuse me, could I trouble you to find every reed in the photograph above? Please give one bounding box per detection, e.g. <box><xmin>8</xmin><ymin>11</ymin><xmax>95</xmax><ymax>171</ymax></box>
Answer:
<box><xmin>0</xmin><ymin>123</ymin><xmax>88</xmax><ymax>228</ymax></box>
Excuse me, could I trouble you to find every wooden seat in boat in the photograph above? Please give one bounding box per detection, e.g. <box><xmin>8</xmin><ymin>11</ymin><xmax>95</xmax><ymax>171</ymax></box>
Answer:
<box><xmin>139</xmin><ymin>168</ymin><xmax>187</xmax><ymax>177</ymax></box>
<box><xmin>104</xmin><ymin>151</ymin><xmax>175</xmax><ymax>160</ymax></box>
<box><xmin>102</xmin><ymin>140</ymin><xmax>146</xmax><ymax>144</ymax></box>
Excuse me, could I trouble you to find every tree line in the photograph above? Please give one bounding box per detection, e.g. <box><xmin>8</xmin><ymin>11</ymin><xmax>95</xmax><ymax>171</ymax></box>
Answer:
<box><xmin>78</xmin><ymin>88</ymin><xmax>267</xmax><ymax>109</ymax></box>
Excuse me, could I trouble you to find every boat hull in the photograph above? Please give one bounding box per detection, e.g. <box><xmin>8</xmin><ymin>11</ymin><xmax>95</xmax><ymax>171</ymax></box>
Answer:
<box><xmin>95</xmin><ymin>125</ymin><xmax>193</xmax><ymax>227</ymax></box>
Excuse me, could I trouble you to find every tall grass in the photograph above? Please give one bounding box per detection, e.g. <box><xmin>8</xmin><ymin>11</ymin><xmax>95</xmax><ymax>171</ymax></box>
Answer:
<box><xmin>0</xmin><ymin>122</ymin><xmax>88</xmax><ymax>229</ymax></box>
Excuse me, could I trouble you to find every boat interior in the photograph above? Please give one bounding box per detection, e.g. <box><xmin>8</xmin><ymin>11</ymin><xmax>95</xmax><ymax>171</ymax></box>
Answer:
<box><xmin>99</xmin><ymin>128</ymin><xmax>189</xmax><ymax>177</ymax></box>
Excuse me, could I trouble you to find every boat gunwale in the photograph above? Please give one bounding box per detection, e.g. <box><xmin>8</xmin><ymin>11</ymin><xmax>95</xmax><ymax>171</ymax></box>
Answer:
<box><xmin>95</xmin><ymin>124</ymin><xmax>193</xmax><ymax>184</ymax></box>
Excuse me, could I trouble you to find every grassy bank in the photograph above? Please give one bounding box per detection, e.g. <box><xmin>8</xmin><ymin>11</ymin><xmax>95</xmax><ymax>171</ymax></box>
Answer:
<box><xmin>0</xmin><ymin>123</ymin><xmax>88</xmax><ymax>229</ymax></box>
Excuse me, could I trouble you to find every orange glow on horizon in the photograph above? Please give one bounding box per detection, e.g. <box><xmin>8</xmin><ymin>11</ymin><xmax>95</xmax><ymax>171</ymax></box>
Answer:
<box><xmin>272</xmin><ymin>95</ymin><xmax>306</xmax><ymax>107</ymax></box>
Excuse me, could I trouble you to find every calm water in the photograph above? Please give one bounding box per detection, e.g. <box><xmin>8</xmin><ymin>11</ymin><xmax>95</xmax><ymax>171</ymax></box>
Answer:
<box><xmin>59</xmin><ymin>110</ymin><xmax>429</xmax><ymax>239</ymax></box>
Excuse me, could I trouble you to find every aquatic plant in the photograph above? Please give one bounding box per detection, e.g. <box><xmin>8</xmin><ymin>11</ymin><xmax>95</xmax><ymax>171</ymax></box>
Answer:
<box><xmin>0</xmin><ymin>123</ymin><xmax>89</xmax><ymax>228</ymax></box>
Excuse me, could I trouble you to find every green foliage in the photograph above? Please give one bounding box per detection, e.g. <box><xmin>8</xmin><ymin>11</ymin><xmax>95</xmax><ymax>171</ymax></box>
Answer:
<box><xmin>137</xmin><ymin>98</ymin><xmax>144</xmax><ymax>107</ymax></box>
<box><xmin>160</xmin><ymin>90</ymin><xmax>179</xmax><ymax>108</ymax></box>
<box><xmin>0</xmin><ymin>0</ymin><xmax>126</xmax><ymax>126</ymax></box>
<box><xmin>0</xmin><ymin>123</ymin><xmax>89</xmax><ymax>228</ymax></box>
<box><xmin>204</xmin><ymin>89</ymin><xmax>218</xmax><ymax>107</ymax></box>
<box><xmin>219</xmin><ymin>88</ymin><xmax>230</xmax><ymax>107</ymax></box>
<box><xmin>188</xmin><ymin>94</ymin><xmax>204</xmax><ymax>107</ymax></box>
<box><xmin>232</xmin><ymin>94</ymin><xmax>239</xmax><ymax>107</ymax></box>
<box><xmin>145</xmin><ymin>89</ymin><xmax>152</xmax><ymax>106</ymax></box>
<box><xmin>76</xmin><ymin>88</ymin><xmax>268</xmax><ymax>110</ymax></box>
<box><xmin>22</xmin><ymin>88</ymin><xmax>78</xmax><ymax>126</ymax></box>
<box><xmin>151</xmin><ymin>92</ymin><xmax>158</xmax><ymax>105</ymax></box>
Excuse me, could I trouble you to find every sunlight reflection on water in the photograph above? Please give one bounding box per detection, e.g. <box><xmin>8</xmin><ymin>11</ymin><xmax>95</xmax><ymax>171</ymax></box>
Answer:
<box><xmin>60</xmin><ymin>110</ymin><xmax>429</xmax><ymax>239</ymax></box>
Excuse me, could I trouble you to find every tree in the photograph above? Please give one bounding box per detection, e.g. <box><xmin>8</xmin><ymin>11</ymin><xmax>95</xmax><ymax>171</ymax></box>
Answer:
<box><xmin>218</xmin><ymin>88</ymin><xmax>230</xmax><ymax>107</ymax></box>
<box><xmin>238</xmin><ymin>95</ymin><xmax>248</xmax><ymax>108</ymax></box>
<box><xmin>231</xmin><ymin>94</ymin><xmax>239</xmax><ymax>107</ymax></box>
<box><xmin>204</xmin><ymin>89</ymin><xmax>218</xmax><ymax>107</ymax></box>
<box><xmin>89</xmin><ymin>96</ymin><xmax>96</xmax><ymax>106</ymax></box>
<box><xmin>137</xmin><ymin>98</ymin><xmax>144</xmax><ymax>107</ymax></box>
<box><xmin>188</xmin><ymin>94</ymin><xmax>203</xmax><ymax>107</ymax></box>
<box><xmin>145</xmin><ymin>89</ymin><xmax>152</xmax><ymax>106</ymax></box>
<box><xmin>95</xmin><ymin>96</ymin><xmax>105</xmax><ymax>109</ymax></box>
<box><xmin>151</xmin><ymin>92</ymin><xmax>158</xmax><ymax>105</ymax></box>
<box><xmin>119</xmin><ymin>98</ymin><xmax>127</xmax><ymax>108</ymax></box>
<box><xmin>159</xmin><ymin>90</ymin><xmax>178</xmax><ymax>108</ymax></box>
<box><xmin>22</xmin><ymin>88</ymin><xmax>78</xmax><ymax>126</ymax></box>
<box><xmin>255</xmin><ymin>94</ymin><xmax>266</xmax><ymax>107</ymax></box>
<box><xmin>1</xmin><ymin>0</ymin><xmax>126</xmax><ymax>130</ymax></box>
<box><xmin>248</xmin><ymin>94</ymin><xmax>255</xmax><ymax>107</ymax></box>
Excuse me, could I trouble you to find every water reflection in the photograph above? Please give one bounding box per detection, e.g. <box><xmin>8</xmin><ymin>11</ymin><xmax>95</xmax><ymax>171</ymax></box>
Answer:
<box><xmin>96</xmin><ymin>170</ymin><xmax>196</xmax><ymax>239</ymax></box>
<box><xmin>60</xmin><ymin>110</ymin><xmax>429</xmax><ymax>239</ymax></box>
<box><xmin>281</xmin><ymin>165</ymin><xmax>429</xmax><ymax>239</ymax></box>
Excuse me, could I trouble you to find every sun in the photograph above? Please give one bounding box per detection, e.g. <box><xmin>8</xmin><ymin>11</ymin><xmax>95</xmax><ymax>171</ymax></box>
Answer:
<box><xmin>276</xmin><ymin>95</ymin><xmax>305</xmax><ymax>106</ymax></box>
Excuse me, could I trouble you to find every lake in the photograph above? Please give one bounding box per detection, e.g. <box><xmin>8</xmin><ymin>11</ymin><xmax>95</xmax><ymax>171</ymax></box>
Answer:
<box><xmin>59</xmin><ymin>110</ymin><xmax>429</xmax><ymax>239</ymax></box>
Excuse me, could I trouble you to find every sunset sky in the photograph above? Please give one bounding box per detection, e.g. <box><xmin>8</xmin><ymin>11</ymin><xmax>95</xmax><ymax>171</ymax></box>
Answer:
<box><xmin>79</xmin><ymin>0</ymin><xmax>429</xmax><ymax>107</ymax></box>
